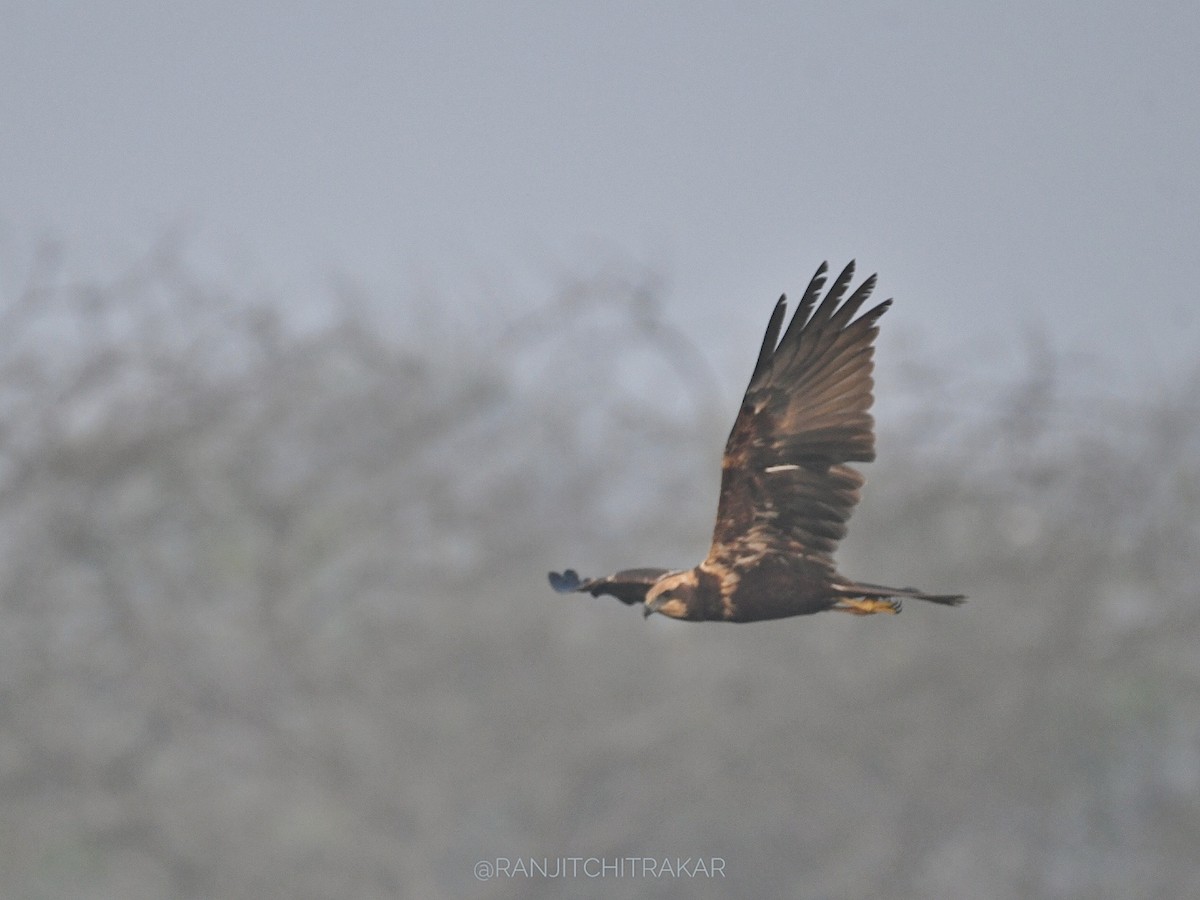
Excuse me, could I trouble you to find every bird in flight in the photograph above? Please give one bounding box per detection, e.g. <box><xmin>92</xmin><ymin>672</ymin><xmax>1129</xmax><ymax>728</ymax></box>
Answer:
<box><xmin>549</xmin><ymin>261</ymin><xmax>965</xmax><ymax>622</ymax></box>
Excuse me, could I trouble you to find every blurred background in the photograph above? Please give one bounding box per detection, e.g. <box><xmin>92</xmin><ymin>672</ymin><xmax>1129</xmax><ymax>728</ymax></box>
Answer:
<box><xmin>2</xmin><ymin>3</ymin><xmax>1199</xmax><ymax>898</ymax></box>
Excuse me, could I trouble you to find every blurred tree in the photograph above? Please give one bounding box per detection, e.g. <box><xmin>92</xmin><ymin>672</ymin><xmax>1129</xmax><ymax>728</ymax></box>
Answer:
<box><xmin>0</xmin><ymin>247</ymin><xmax>1196</xmax><ymax>899</ymax></box>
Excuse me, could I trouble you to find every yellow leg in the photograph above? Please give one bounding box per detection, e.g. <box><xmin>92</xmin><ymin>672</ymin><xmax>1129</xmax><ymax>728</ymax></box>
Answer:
<box><xmin>832</xmin><ymin>596</ymin><xmax>902</xmax><ymax>616</ymax></box>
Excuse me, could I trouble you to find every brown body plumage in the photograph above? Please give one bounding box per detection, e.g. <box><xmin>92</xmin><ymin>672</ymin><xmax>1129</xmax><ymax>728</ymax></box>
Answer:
<box><xmin>549</xmin><ymin>261</ymin><xmax>965</xmax><ymax>622</ymax></box>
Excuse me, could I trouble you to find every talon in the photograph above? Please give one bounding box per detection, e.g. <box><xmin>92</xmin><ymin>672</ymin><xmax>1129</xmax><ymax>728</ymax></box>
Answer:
<box><xmin>833</xmin><ymin>596</ymin><xmax>902</xmax><ymax>616</ymax></box>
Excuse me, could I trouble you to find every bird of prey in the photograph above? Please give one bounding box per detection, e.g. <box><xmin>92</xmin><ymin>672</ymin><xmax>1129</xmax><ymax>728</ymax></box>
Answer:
<box><xmin>549</xmin><ymin>261</ymin><xmax>965</xmax><ymax>622</ymax></box>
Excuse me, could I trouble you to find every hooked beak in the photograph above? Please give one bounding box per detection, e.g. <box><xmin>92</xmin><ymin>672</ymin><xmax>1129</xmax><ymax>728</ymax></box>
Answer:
<box><xmin>643</xmin><ymin>599</ymin><xmax>659</xmax><ymax>619</ymax></box>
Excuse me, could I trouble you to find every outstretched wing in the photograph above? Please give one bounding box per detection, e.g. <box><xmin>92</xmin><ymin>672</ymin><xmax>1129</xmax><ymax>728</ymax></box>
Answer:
<box><xmin>705</xmin><ymin>261</ymin><xmax>891</xmax><ymax>574</ymax></box>
<box><xmin>548</xmin><ymin>568</ymin><xmax>672</xmax><ymax>606</ymax></box>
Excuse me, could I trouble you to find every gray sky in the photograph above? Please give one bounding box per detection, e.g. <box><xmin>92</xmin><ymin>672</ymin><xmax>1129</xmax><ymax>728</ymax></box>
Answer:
<box><xmin>3</xmin><ymin>1</ymin><xmax>1198</xmax><ymax>399</ymax></box>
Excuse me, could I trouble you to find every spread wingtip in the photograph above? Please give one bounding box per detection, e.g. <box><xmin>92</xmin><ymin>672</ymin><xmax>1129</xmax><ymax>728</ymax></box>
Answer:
<box><xmin>548</xmin><ymin>569</ymin><xmax>583</xmax><ymax>593</ymax></box>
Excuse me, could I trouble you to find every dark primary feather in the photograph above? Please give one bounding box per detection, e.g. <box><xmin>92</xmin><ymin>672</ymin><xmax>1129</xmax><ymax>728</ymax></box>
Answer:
<box><xmin>548</xmin><ymin>569</ymin><xmax>585</xmax><ymax>593</ymax></box>
<box><xmin>707</xmin><ymin>261</ymin><xmax>891</xmax><ymax>571</ymax></box>
<box><xmin>750</xmin><ymin>295</ymin><xmax>788</xmax><ymax>385</ymax></box>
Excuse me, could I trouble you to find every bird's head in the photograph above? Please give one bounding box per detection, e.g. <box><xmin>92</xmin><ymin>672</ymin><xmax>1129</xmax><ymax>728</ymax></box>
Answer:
<box><xmin>643</xmin><ymin>570</ymin><xmax>698</xmax><ymax>620</ymax></box>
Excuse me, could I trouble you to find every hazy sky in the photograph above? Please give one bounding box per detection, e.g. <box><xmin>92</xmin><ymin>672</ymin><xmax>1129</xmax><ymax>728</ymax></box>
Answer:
<box><xmin>3</xmin><ymin>1</ymin><xmax>1198</xmax><ymax>397</ymax></box>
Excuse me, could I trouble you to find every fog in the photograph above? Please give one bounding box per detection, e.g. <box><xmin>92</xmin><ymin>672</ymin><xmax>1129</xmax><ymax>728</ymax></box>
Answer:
<box><xmin>1</xmin><ymin>252</ymin><xmax>1196</xmax><ymax>898</ymax></box>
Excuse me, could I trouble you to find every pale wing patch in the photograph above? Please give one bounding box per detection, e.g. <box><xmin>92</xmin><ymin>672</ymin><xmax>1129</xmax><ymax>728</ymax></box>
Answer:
<box><xmin>764</xmin><ymin>464</ymin><xmax>800</xmax><ymax>473</ymax></box>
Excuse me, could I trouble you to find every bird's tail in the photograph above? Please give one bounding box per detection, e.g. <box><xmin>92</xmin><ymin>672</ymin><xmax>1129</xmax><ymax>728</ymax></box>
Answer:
<box><xmin>840</xmin><ymin>580</ymin><xmax>966</xmax><ymax>607</ymax></box>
